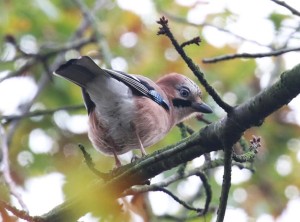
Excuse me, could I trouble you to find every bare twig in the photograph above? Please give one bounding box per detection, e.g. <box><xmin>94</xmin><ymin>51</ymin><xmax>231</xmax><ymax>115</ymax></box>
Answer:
<box><xmin>176</xmin><ymin>116</ymin><xmax>211</xmax><ymax>175</ymax></box>
<box><xmin>181</xmin><ymin>36</ymin><xmax>201</xmax><ymax>48</ymax></box>
<box><xmin>0</xmin><ymin>59</ymin><xmax>36</xmax><ymax>83</ymax></box>
<box><xmin>0</xmin><ymin>204</ymin><xmax>14</xmax><ymax>222</ymax></box>
<box><xmin>177</xmin><ymin>123</ymin><xmax>189</xmax><ymax>139</ymax></box>
<box><xmin>75</xmin><ymin>0</ymin><xmax>113</xmax><ymax>67</ymax></box>
<box><xmin>152</xmin><ymin>186</ymin><xmax>204</xmax><ymax>213</ymax></box>
<box><xmin>0</xmin><ymin>200</ymin><xmax>42</xmax><ymax>222</ymax></box>
<box><xmin>216</xmin><ymin>145</ymin><xmax>232</xmax><ymax>222</ymax></box>
<box><xmin>195</xmin><ymin>172</ymin><xmax>212</xmax><ymax>216</ymax></box>
<box><xmin>176</xmin><ymin>123</ymin><xmax>189</xmax><ymax>175</ymax></box>
<box><xmin>0</xmin><ymin>36</ymin><xmax>96</xmax><ymax>83</ymax></box>
<box><xmin>6</xmin><ymin>73</ymin><xmax>50</xmax><ymax>144</ymax></box>
<box><xmin>1</xmin><ymin>104</ymin><xmax>85</xmax><ymax>124</ymax></box>
<box><xmin>157</xmin><ymin>214</ymin><xmax>201</xmax><ymax>221</ymax></box>
<box><xmin>78</xmin><ymin>144</ymin><xmax>109</xmax><ymax>179</ymax></box>
<box><xmin>0</xmin><ymin>125</ymin><xmax>28</xmax><ymax>211</ymax></box>
<box><xmin>159</xmin><ymin>10</ymin><xmax>270</xmax><ymax>48</ymax></box>
<box><xmin>202</xmin><ymin>47</ymin><xmax>300</xmax><ymax>63</ymax></box>
<box><xmin>232</xmin><ymin>150</ymin><xmax>256</xmax><ymax>163</ymax></box>
<box><xmin>123</xmin><ymin>158</ymin><xmax>252</xmax><ymax>196</ymax></box>
<box><xmin>157</xmin><ymin>16</ymin><xmax>233</xmax><ymax>113</ymax></box>
<box><xmin>271</xmin><ymin>0</ymin><xmax>300</xmax><ymax>17</ymax></box>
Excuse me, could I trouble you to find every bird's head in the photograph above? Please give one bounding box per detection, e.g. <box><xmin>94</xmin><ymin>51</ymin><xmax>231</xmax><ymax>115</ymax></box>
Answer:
<box><xmin>156</xmin><ymin>73</ymin><xmax>213</xmax><ymax>124</ymax></box>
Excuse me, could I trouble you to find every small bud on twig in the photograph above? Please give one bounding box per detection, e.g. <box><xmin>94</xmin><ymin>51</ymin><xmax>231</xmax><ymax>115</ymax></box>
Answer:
<box><xmin>181</xmin><ymin>36</ymin><xmax>202</xmax><ymax>48</ymax></box>
<box><xmin>156</xmin><ymin>16</ymin><xmax>169</xmax><ymax>35</ymax></box>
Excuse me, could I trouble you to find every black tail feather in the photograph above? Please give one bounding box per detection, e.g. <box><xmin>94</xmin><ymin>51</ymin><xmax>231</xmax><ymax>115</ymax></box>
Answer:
<box><xmin>54</xmin><ymin>56</ymin><xmax>105</xmax><ymax>88</ymax></box>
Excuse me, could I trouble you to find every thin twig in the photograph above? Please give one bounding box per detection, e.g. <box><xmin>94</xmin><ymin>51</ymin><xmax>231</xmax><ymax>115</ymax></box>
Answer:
<box><xmin>271</xmin><ymin>0</ymin><xmax>300</xmax><ymax>17</ymax></box>
<box><xmin>157</xmin><ymin>214</ymin><xmax>201</xmax><ymax>221</ymax></box>
<box><xmin>196</xmin><ymin>172</ymin><xmax>212</xmax><ymax>216</ymax></box>
<box><xmin>159</xmin><ymin>9</ymin><xmax>269</xmax><ymax>48</ymax></box>
<box><xmin>177</xmin><ymin>123</ymin><xmax>189</xmax><ymax>139</ymax></box>
<box><xmin>152</xmin><ymin>186</ymin><xmax>204</xmax><ymax>213</ymax></box>
<box><xmin>0</xmin><ymin>204</ymin><xmax>13</xmax><ymax>222</ymax></box>
<box><xmin>157</xmin><ymin>16</ymin><xmax>233</xmax><ymax>113</ymax></box>
<box><xmin>202</xmin><ymin>47</ymin><xmax>300</xmax><ymax>63</ymax></box>
<box><xmin>177</xmin><ymin>123</ymin><xmax>195</xmax><ymax>136</ymax></box>
<box><xmin>232</xmin><ymin>151</ymin><xmax>256</xmax><ymax>163</ymax></box>
<box><xmin>181</xmin><ymin>37</ymin><xmax>201</xmax><ymax>48</ymax></box>
<box><xmin>75</xmin><ymin>0</ymin><xmax>113</xmax><ymax>67</ymax></box>
<box><xmin>0</xmin><ymin>59</ymin><xmax>36</xmax><ymax>83</ymax></box>
<box><xmin>0</xmin><ymin>36</ymin><xmax>96</xmax><ymax>83</ymax></box>
<box><xmin>233</xmin><ymin>135</ymin><xmax>261</xmax><ymax>163</ymax></box>
<box><xmin>1</xmin><ymin>104</ymin><xmax>85</xmax><ymax>124</ymax></box>
<box><xmin>216</xmin><ymin>146</ymin><xmax>233</xmax><ymax>222</ymax></box>
<box><xmin>123</xmin><ymin>158</ymin><xmax>252</xmax><ymax>196</ymax></box>
<box><xmin>78</xmin><ymin>144</ymin><xmax>109</xmax><ymax>179</ymax></box>
<box><xmin>0</xmin><ymin>125</ymin><xmax>28</xmax><ymax>211</ymax></box>
<box><xmin>0</xmin><ymin>200</ymin><xmax>42</xmax><ymax>222</ymax></box>
<box><xmin>176</xmin><ymin>123</ymin><xmax>189</xmax><ymax>175</ymax></box>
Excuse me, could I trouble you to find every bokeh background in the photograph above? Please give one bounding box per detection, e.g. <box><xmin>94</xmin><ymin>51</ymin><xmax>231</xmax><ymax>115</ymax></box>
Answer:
<box><xmin>1</xmin><ymin>0</ymin><xmax>300</xmax><ymax>221</ymax></box>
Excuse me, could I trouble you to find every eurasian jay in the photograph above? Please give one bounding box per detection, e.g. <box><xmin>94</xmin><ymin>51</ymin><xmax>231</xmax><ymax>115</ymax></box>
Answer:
<box><xmin>54</xmin><ymin>56</ymin><xmax>212</xmax><ymax>166</ymax></box>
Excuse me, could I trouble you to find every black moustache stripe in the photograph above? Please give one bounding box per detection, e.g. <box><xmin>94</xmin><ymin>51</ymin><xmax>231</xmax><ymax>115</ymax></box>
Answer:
<box><xmin>172</xmin><ymin>98</ymin><xmax>192</xmax><ymax>108</ymax></box>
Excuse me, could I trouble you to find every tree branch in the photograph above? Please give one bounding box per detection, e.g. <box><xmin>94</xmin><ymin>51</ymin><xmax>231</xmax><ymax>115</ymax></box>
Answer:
<box><xmin>271</xmin><ymin>0</ymin><xmax>300</xmax><ymax>17</ymax></box>
<box><xmin>0</xmin><ymin>125</ymin><xmax>27</xmax><ymax>211</ymax></box>
<box><xmin>202</xmin><ymin>47</ymin><xmax>300</xmax><ymax>63</ymax></box>
<box><xmin>159</xmin><ymin>9</ymin><xmax>269</xmax><ymax>48</ymax></box>
<box><xmin>151</xmin><ymin>186</ymin><xmax>203</xmax><ymax>213</ymax></box>
<box><xmin>0</xmin><ymin>200</ymin><xmax>41</xmax><ymax>222</ymax></box>
<box><xmin>196</xmin><ymin>172</ymin><xmax>212</xmax><ymax>216</ymax></box>
<box><xmin>123</xmin><ymin>158</ymin><xmax>250</xmax><ymax>196</ymax></box>
<box><xmin>216</xmin><ymin>145</ymin><xmax>232</xmax><ymax>222</ymax></box>
<box><xmin>0</xmin><ymin>104</ymin><xmax>84</xmax><ymax>124</ymax></box>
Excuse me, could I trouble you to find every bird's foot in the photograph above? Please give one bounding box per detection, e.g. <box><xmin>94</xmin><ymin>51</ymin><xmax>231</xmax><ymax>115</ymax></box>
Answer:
<box><xmin>131</xmin><ymin>154</ymin><xmax>140</xmax><ymax>163</ymax></box>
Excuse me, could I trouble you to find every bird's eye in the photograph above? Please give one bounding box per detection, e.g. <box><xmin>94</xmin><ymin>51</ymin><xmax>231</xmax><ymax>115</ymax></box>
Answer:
<box><xmin>179</xmin><ymin>87</ymin><xmax>190</xmax><ymax>98</ymax></box>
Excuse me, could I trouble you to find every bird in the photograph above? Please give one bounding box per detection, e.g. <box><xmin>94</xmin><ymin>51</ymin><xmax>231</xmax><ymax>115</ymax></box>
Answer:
<box><xmin>54</xmin><ymin>56</ymin><xmax>212</xmax><ymax>166</ymax></box>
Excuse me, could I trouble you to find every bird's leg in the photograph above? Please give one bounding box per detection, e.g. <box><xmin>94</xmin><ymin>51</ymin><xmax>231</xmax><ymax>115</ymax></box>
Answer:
<box><xmin>136</xmin><ymin>132</ymin><xmax>147</xmax><ymax>157</ymax></box>
<box><xmin>112</xmin><ymin>149</ymin><xmax>122</xmax><ymax>167</ymax></box>
<box><xmin>130</xmin><ymin>122</ymin><xmax>147</xmax><ymax>157</ymax></box>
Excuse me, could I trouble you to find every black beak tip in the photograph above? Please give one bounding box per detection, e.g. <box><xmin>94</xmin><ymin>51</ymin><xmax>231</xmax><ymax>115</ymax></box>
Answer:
<box><xmin>193</xmin><ymin>102</ymin><xmax>213</xmax><ymax>114</ymax></box>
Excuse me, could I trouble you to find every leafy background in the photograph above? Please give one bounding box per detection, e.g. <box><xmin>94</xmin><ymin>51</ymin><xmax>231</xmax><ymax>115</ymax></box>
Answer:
<box><xmin>0</xmin><ymin>0</ymin><xmax>300</xmax><ymax>221</ymax></box>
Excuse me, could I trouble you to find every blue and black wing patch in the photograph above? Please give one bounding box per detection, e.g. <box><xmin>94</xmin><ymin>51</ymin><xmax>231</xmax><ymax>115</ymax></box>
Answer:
<box><xmin>104</xmin><ymin>69</ymin><xmax>170</xmax><ymax>111</ymax></box>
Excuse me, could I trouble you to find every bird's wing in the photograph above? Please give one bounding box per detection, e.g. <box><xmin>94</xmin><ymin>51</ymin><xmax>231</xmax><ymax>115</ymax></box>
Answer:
<box><xmin>54</xmin><ymin>56</ymin><xmax>169</xmax><ymax>110</ymax></box>
<box><xmin>103</xmin><ymin>69</ymin><xmax>169</xmax><ymax>110</ymax></box>
<box><xmin>103</xmin><ymin>69</ymin><xmax>150</xmax><ymax>97</ymax></box>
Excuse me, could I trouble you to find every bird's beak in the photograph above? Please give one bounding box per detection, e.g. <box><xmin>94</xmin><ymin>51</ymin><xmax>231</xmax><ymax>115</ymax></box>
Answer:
<box><xmin>191</xmin><ymin>102</ymin><xmax>213</xmax><ymax>113</ymax></box>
